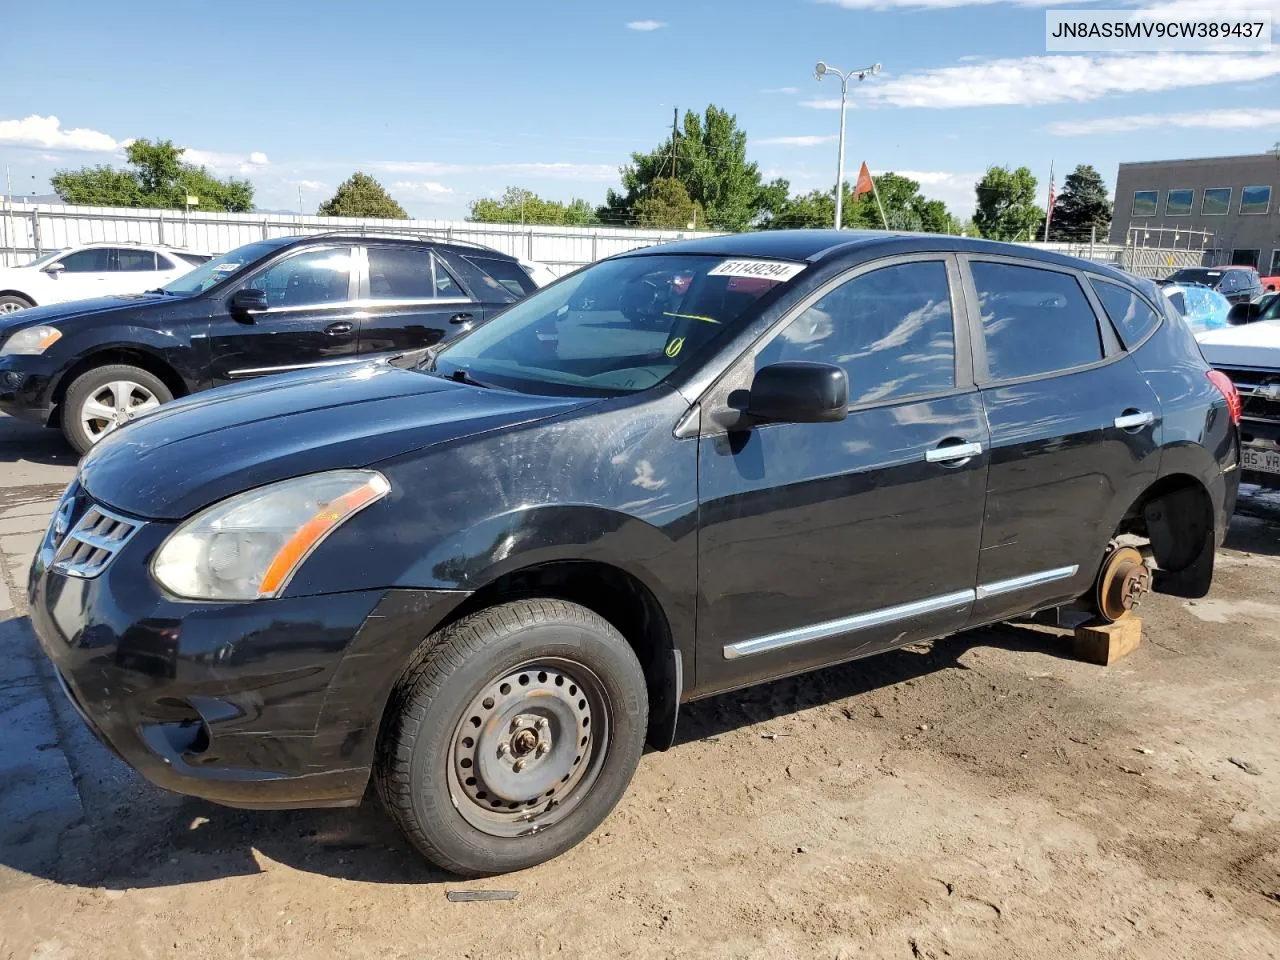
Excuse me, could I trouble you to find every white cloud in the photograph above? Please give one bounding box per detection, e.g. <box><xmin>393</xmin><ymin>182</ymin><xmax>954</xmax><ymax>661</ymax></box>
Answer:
<box><xmin>758</xmin><ymin>135</ymin><xmax>838</xmax><ymax>146</ymax></box>
<box><xmin>626</xmin><ymin>19</ymin><xmax>666</xmax><ymax>30</ymax></box>
<box><xmin>1048</xmin><ymin>107</ymin><xmax>1280</xmax><ymax>135</ymax></box>
<box><xmin>391</xmin><ymin>180</ymin><xmax>454</xmax><ymax>198</ymax></box>
<box><xmin>182</xmin><ymin>147</ymin><xmax>271</xmax><ymax>175</ymax></box>
<box><xmin>886</xmin><ymin>169</ymin><xmax>982</xmax><ymax>215</ymax></box>
<box><xmin>761</xmin><ymin>86</ymin><xmax>800</xmax><ymax>95</ymax></box>
<box><xmin>288</xmin><ymin>179</ymin><xmax>328</xmax><ymax>191</ymax></box>
<box><xmin>372</xmin><ymin>160</ymin><xmax>616</xmax><ymax>181</ymax></box>
<box><xmin>0</xmin><ymin>115</ymin><xmax>119</xmax><ymax>152</ymax></box>
<box><xmin>803</xmin><ymin>53</ymin><xmax>1280</xmax><ymax>108</ymax></box>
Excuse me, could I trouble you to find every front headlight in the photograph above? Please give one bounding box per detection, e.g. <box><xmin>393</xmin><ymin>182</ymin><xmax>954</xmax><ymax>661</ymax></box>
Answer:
<box><xmin>151</xmin><ymin>470</ymin><xmax>390</xmax><ymax>601</ymax></box>
<box><xmin>0</xmin><ymin>325</ymin><xmax>62</xmax><ymax>356</ymax></box>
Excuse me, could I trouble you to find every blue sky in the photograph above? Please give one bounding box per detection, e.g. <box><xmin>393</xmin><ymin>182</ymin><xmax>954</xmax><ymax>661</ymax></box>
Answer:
<box><xmin>3</xmin><ymin>0</ymin><xmax>1279</xmax><ymax>222</ymax></box>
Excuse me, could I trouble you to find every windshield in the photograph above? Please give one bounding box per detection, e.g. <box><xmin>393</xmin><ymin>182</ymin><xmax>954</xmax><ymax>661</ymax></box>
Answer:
<box><xmin>1167</xmin><ymin>268</ymin><xmax>1222</xmax><ymax>287</ymax></box>
<box><xmin>160</xmin><ymin>239</ymin><xmax>285</xmax><ymax>295</ymax></box>
<box><xmin>432</xmin><ymin>254</ymin><xmax>799</xmax><ymax>396</ymax></box>
<box><xmin>23</xmin><ymin>250</ymin><xmax>64</xmax><ymax>269</ymax></box>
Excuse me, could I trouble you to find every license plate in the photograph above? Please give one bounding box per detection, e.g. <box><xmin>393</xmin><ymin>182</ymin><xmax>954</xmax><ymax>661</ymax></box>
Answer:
<box><xmin>1242</xmin><ymin>446</ymin><xmax>1280</xmax><ymax>475</ymax></box>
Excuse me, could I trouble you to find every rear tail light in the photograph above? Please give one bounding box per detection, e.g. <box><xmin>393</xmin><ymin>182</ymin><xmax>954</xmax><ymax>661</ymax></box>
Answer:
<box><xmin>1207</xmin><ymin>370</ymin><xmax>1241</xmax><ymax>424</ymax></box>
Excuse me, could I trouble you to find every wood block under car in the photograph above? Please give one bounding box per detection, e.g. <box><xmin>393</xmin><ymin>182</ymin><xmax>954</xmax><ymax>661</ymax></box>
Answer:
<box><xmin>1073</xmin><ymin>615</ymin><xmax>1143</xmax><ymax>666</ymax></box>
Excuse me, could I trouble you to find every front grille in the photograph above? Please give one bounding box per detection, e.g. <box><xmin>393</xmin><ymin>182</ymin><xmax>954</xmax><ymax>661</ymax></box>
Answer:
<box><xmin>51</xmin><ymin>503</ymin><xmax>142</xmax><ymax>578</ymax></box>
<box><xmin>1217</xmin><ymin>367</ymin><xmax>1280</xmax><ymax>425</ymax></box>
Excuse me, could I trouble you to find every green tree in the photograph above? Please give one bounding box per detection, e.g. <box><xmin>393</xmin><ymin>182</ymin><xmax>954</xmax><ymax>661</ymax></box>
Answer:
<box><xmin>764</xmin><ymin>172</ymin><xmax>960</xmax><ymax>233</ymax></box>
<box><xmin>598</xmin><ymin>105</ymin><xmax>787</xmax><ymax>231</ymax></box>
<box><xmin>469</xmin><ymin>187</ymin><xmax>597</xmax><ymax>225</ymax></box>
<box><xmin>764</xmin><ymin>188</ymin><xmax>836</xmax><ymax>229</ymax></box>
<box><xmin>633</xmin><ymin>178</ymin><xmax>704</xmax><ymax>229</ymax></box>
<box><xmin>318</xmin><ymin>172</ymin><xmax>407</xmax><ymax>219</ymax></box>
<box><xmin>52</xmin><ymin>139</ymin><xmax>254</xmax><ymax>212</ymax></box>
<box><xmin>973</xmin><ymin>166</ymin><xmax>1044</xmax><ymax>241</ymax></box>
<box><xmin>1048</xmin><ymin>164</ymin><xmax>1112</xmax><ymax>242</ymax></box>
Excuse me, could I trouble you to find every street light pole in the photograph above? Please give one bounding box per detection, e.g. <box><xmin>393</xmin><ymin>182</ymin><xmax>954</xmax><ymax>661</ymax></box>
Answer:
<box><xmin>815</xmin><ymin>60</ymin><xmax>881</xmax><ymax>230</ymax></box>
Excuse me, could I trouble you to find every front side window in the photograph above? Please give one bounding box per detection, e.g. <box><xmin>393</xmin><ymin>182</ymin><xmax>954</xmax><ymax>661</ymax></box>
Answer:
<box><xmin>756</xmin><ymin>260</ymin><xmax>956</xmax><ymax>405</ymax></box>
<box><xmin>972</xmin><ymin>261</ymin><xmax>1102</xmax><ymax>381</ymax></box>
<box><xmin>57</xmin><ymin>249</ymin><xmax>111</xmax><ymax>273</ymax></box>
<box><xmin>250</xmin><ymin>247</ymin><xmax>352</xmax><ymax>309</ymax></box>
<box><xmin>1165</xmin><ymin>189</ymin><xmax>1194</xmax><ymax>216</ymax></box>
<box><xmin>1202</xmin><ymin>188</ymin><xmax>1231</xmax><ymax>215</ymax></box>
<box><xmin>433</xmin><ymin>254</ymin><xmax>795</xmax><ymax>396</ymax></box>
<box><xmin>367</xmin><ymin>245</ymin><xmax>434</xmax><ymax>299</ymax></box>
<box><xmin>1090</xmin><ymin>278</ymin><xmax>1160</xmax><ymax>349</ymax></box>
<box><xmin>1240</xmin><ymin>185</ymin><xmax>1271</xmax><ymax>215</ymax></box>
<box><xmin>1132</xmin><ymin>190</ymin><xmax>1158</xmax><ymax>217</ymax></box>
<box><xmin>115</xmin><ymin>249</ymin><xmax>158</xmax><ymax>271</ymax></box>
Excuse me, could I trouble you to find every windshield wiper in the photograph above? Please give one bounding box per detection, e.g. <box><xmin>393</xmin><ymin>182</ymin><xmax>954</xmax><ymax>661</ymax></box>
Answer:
<box><xmin>449</xmin><ymin>366</ymin><xmax>491</xmax><ymax>389</ymax></box>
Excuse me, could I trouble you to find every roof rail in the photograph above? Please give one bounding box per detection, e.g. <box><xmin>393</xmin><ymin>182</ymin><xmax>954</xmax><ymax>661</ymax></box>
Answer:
<box><xmin>294</xmin><ymin>228</ymin><xmax>506</xmax><ymax>254</ymax></box>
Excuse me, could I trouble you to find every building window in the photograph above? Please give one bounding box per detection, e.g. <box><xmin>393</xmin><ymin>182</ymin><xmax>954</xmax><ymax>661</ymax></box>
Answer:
<box><xmin>1202</xmin><ymin>187</ymin><xmax>1231</xmax><ymax>215</ymax></box>
<box><xmin>1240</xmin><ymin>185</ymin><xmax>1271</xmax><ymax>215</ymax></box>
<box><xmin>1231</xmin><ymin>249</ymin><xmax>1260</xmax><ymax>269</ymax></box>
<box><xmin>1164</xmin><ymin>189</ymin><xmax>1194</xmax><ymax>216</ymax></box>
<box><xmin>1269</xmin><ymin>250</ymin><xmax>1280</xmax><ymax>275</ymax></box>
<box><xmin>1132</xmin><ymin>190</ymin><xmax>1159</xmax><ymax>217</ymax></box>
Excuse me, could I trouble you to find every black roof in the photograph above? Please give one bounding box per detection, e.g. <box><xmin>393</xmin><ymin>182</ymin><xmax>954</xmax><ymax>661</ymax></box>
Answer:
<box><xmin>275</xmin><ymin>233</ymin><xmax>519</xmax><ymax>260</ymax></box>
<box><xmin>617</xmin><ymin>228</ymin><xmax>1138</xmax><ymax>284</ymax></box>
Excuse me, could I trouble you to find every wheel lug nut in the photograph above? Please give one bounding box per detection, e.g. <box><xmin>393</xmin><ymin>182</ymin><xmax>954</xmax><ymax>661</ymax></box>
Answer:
<box><xmin>511</xmin><ymin>718</ymin><xmax>522</xmax><ymax>732</ymax></box>
<box><xmin>497</xmin><ymin>742</ymin><xmax>508</xmax><ymax>757</ymax></box>
<box><xmin>536</xmin><ymin>717</ymin><xmax>549</xmax><ymax>731</ymax></box>
<box><xmin>513</xmin><ymin>758</ymin><xmax>526</xmax><ymax>773</ymax></box>
<box><xmin>535</xmin><ymin>743</ymin><xmax>548</xmax><ymax>758</ymax></box>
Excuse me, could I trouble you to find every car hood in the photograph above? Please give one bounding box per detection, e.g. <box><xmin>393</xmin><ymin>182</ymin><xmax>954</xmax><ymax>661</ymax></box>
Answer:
<box><xmin>79</xmin><ymin>361</ymin><xmax>592</xmax><ymax>520</ymax></box>
<box><xmin>1197</xmin><ymin>321</ymin><xmax>1280</xmax><ymax>370</ymax></box>
<box><xmin>0</xmin><ymin>294</ymin><xmax>168</xmax><ymax>335</ymax></box>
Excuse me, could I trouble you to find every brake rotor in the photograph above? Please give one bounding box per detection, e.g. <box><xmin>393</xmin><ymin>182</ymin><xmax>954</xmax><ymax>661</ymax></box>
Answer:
<box><xmin>1095</xmin><ymin>545</ymin><xmax>1152</xmax><ymax>622</ymax></box>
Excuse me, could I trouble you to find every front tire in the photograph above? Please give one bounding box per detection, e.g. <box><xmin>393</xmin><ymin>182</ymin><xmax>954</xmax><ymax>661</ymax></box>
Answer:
<box><xmin>376</xmin><ymin>599</ymin><xmax>648</xmax><ymax>876</ymax></box>
<box><xmin>61</xmin><ymin>364</ymin><xmax>173</xmax><ymax>455</ymax></box>
<box><xmin>0</xmin><ymin>294</ymin><xmax>33</xmax><ymax>314</ymax></box>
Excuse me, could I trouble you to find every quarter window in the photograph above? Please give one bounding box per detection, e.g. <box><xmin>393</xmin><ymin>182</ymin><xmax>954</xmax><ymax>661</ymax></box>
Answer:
<box><xmin>432</xmin><ymin>255</ymin><xmax>464</xmax><ymax>297</ymax></box>
<box><xmin>757</xmin><ymin>260</ymin><xmax>956</xmax><ymax>405</ymax></box>
<box><xmin>464</xmin><ymin>255</ymin><xmax>538</xmax><ymax>298</ymax></box>
<box><xmin>1132</xmin><ymin>190</ymin><xmax>1158</xmax><ymax>217</ymax></box>
<box><xmin>971</xmin><ymin>261</ymin><xmax>1102</xmax><ymax>381</ymax></box>
<box><xmin>1202</xmin><ymin>188</ymin><xmax>1231</xmax><ymax>215</ymax></box>
<box><xmin>251</xmin><ymin>247</ymin><xmax>352</xmax><ymax>308</ymax></box>
<box><xmin>56</xmin><ymin>249</ymin><xmax>111</xmax><ymax>273</ymax></box>
<box><xmin>115</xmin><ymin>249</ymin><xmax>158</xmax><ymax>271</ymax></box>
<box><xmin>1090</xmin><ymin>278</ymin><xmax>1160</xmax><ymax>350</ymax></box>
<box><xmin>367</xmin><ymin>245</ymin><xmax>434</xmax><ymax>299</ymax></box>
<box><xmin>1165</xmin><ymin>189</ymin><xmax>1194</xmax><ymax>216</ymax></box>
<box><xmin>1240</xmin><ymin>186</ymin><xmax>1271</xmax><ymax>215</ymax></box>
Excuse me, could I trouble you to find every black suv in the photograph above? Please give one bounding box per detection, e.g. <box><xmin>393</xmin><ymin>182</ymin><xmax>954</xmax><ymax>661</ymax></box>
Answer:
<box><xmin>1162</xmin><ymin>266</ymin><xmax>1263</xmax><ymax>304</ymax></box>
<box><xmin>30</xmin><ymin>231</ymin><xmax>1239</xmax><ymax>877</ymax></box>
<box><xmin>0</xmin><ymin>233</ymin><xmax>537</xmax><ymax>452</ymax></box>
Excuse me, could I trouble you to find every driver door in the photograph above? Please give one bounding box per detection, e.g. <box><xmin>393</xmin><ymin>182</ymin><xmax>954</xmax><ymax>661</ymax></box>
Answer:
<box><xmin>205</xmin><ymin>245</ymin><xmax>359</xmax><ymax>387</ymax></box>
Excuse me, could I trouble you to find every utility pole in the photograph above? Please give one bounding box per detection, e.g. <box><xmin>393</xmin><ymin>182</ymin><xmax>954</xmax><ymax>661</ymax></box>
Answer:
<box><xmin>668</xmin><ymin>107</ymin><xmax>679</xmax><ymax>179</ymax></box>
<box><xmin>814</xmin><ymin>61</ymin><xmax>882</xmax><ymax>230</ymax></box>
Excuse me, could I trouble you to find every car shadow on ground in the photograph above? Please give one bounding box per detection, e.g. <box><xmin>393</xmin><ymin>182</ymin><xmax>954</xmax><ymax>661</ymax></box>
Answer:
<box><xmin>0</xmin><ymin>414</ymin><xmax>76</xmax><ymax>468</ymax></box>
<box><xmin>2</xmin><ymin>620</ymin><xmax>1073</xmax><ymax>892</ymax></box>
<box><xmin>1230</xmin><ymin>486</ymin><xmax>1280</xmax><ymax>557</ymax></box>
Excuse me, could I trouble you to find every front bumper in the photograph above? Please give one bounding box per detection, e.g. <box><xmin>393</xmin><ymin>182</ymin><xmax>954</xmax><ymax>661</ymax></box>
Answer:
<box><xmin>0</xmin><ymin>353</ymin><xmax>62</xmax><ymax>424</ymax></box>
<box><xmin>28</xmin><ymin>487</ymin><xmax>467</xmax><ymax>809</ymax></box>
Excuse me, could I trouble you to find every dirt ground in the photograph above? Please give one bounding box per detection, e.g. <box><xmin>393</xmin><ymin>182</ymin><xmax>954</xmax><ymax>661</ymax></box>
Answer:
<box><xmin>1</xmin><ymin>421</ymin><xmax>1278</xmax><ymax>958</ymax></box>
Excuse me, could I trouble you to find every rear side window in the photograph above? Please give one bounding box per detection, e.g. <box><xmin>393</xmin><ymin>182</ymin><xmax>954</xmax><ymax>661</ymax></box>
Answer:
<box><xmin>758</xmin><ymin>260</ymin><xmax>956</xmax><ymax>405</ymax></box>
<box><xmin>175</xmin><ymin>252</ymin><xmax>211</xmax><ymax>267</ymax></box>
<box><xmin>115</xmin><ymin>249</ymin><xmax>158</xmax><ymax>271</ymax></box>
<box><xmin>971</xmin><ymin>261</ymin><xmax>1102</xmax><ymax>381</ymax></box>
<box><xmin>367</xmin><ymin>245</ymin><xmax>434</xmax><ymax>299</ymax></box>
<box><xmin>1090</xmin><ymin>278</ymin><xmax>1160</xmax><ymax>349</ymax></box>
<box><xmin>463</xmin><ymin>255</ymin><xmax>538</xmax><ymax>297</ymax></box>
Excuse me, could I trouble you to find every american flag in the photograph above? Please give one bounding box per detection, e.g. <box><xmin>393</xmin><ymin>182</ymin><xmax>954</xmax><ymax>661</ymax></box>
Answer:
<box><xmin>1043</xmin><ymin>162</ymin><xmax>1056</xmax><ymax>242</ymax></box>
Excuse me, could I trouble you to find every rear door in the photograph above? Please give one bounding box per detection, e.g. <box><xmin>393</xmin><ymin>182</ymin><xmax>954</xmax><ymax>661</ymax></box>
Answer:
<box><xmin>205</xmin><ymin>244</ymin><xmax>359</xmax><ymax>387</ymax></box>
<box><xmin>110</xmin><ymin>248</ymin><xmax>170</xmax><ymax>295</ymax></box>
<box><xmin>355</xmin><ymin>244</ymin><xmax>476</xmax><ymax>357</ymax></box>
<box><xmin>696</xmin><ymin>254</ymin><xmax>990</xmax><ymax>692</ymax></box>
<box><xmin>960</xmin><ymin>256</ymin><xmax>1161</xmax><ymax>624</ymax></box>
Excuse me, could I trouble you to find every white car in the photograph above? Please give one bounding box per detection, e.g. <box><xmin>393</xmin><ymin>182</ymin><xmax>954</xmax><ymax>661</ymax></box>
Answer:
<box><xmin>517</xmin><ymin>257</ymin><xmax>559</xmax><ymax>288</ymax></box>
<box><xmin>0</xmin><ymin>243</ymin><xmax>211</xmax><ymax>313</ymax></box>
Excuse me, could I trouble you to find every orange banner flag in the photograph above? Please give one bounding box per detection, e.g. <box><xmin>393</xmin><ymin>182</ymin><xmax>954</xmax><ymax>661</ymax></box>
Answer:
<box><xmin>853</xmin><ymin>162</ymin><xmax>874</xmax><ymax>198</ymax></box>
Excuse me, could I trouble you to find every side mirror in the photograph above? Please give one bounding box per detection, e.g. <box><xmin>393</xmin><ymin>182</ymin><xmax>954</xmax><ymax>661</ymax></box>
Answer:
<box><xmin>229</xmin><ymin>288</ymin><xmax>269</xmax><ymax>321</ymax></box>
<box><xmin>42</xmin><ymin>262</ymin><xmax>65</xmax><ymax>276</ymax></box>
<box><xmin>1227</xmin><ymin>302</ymin><xmax>1261</xmax><ymax>326</ymax></box>
<box><xmin>747</xmin><ymin>361</ymin><xmax>848</xmax><ymax>424</ymax></box>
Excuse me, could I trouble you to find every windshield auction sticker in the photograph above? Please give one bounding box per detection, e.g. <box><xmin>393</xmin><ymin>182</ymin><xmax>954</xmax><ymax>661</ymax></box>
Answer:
<box><xmin>1046</xmin><ymin>9</ymin><xmax>1271</xmax><ymax>51</ymax></box>
<box><xmin>707</xmin><ymin>259</ymin><xmax>806</xmax><ymax>282</ymax></box>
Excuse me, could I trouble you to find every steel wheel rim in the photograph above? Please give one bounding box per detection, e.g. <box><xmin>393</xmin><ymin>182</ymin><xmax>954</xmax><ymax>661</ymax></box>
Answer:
<box><xmin>447</xmin><ymin>657</ymin><xmax>611</xmax><ymax>838</ymax></box>
<box><xmin>0</xmin><ymin>301</ymin><xmax>24</xmax><ymax>314</ymax></box>
<box><xmin>80</xmin><ymin>380</ymin><xmax>161</xmax><ymax>442</ymax></box>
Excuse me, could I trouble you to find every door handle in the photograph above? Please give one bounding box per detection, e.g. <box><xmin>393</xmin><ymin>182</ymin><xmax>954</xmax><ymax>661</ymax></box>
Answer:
<box><xmin>1114</xmin><ymin>410</ymin><xmax>1155</xmax><ymax>430</ymax></box>
<box><xmin>449</xmin><ymin>312</ymin><xmax>475</xmax><ymax>325</ymax></box>
<box><xmin>325</xmin><ymin>321</ymin><xmax>354</xmax><ymax>336</ymax></box>
<box><xmin>925</xmin><ymin>440</ymin><xmax>983</xmax><ymax>464</ymax></box>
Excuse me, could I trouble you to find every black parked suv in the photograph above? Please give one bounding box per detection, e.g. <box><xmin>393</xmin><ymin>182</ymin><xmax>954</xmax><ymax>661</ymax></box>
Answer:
<box><xmin>30</xmin><ymin>231</ymin><xmax>1239</xmax><ymax>876</ymax></box>
<box><xmin>1162</xmin><ymin>265</ymin><xmax>1263</xmax><ymax>304</ymax></box>
<box><xmin>0</xmin><ymin>233</ymin><xmax>537</xmax><ymax>452</ymax></box>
